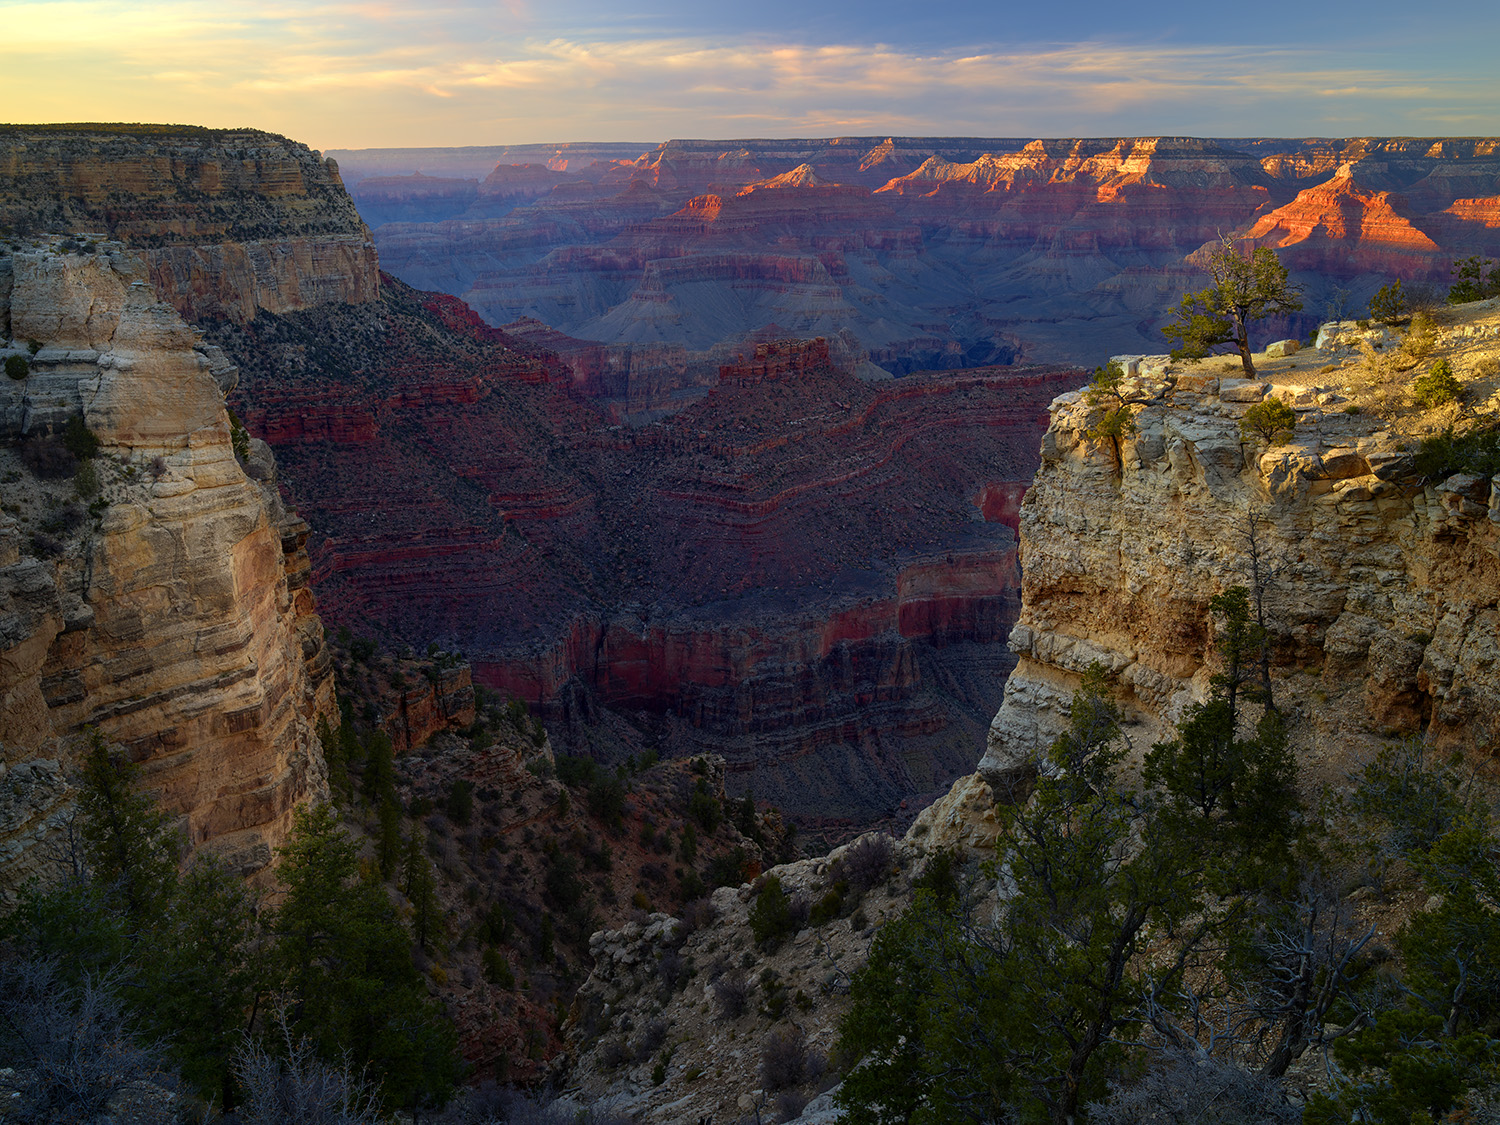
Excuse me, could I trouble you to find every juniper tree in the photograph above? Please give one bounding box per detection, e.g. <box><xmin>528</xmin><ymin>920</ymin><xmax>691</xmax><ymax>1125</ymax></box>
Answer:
<box><xmin>1163</xmin><ymin>240</ymin><xmax>1303</xmax><ymax>376</ymax></box>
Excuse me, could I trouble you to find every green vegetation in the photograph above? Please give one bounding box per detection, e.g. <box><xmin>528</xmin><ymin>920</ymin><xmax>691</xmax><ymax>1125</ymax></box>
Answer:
<box><xmin>1240</xmin><ymin>397</ymin><xmax>1298</xmax><ymax>446</ymax></box>
<box><xmin>1413</xmin><ymin>424</ymin><xmax>1500</xmax><ymax>479</ymax></box>
<box><xmin>838</xmin><ymin>578</ymin><xmax>1315</xmax><ymax>1125</ymax></box>
<box><xmin>1403</xmin><ymin>310</ymin><xmax>1440</xmax><ymax>360</ymax></box>
<box><xmin>748</xmin><ymin>875</ymin><xmax>795</xmax><ymax>950</ymax></box>
<box><xmin>1413</xmin><ymin>358</ymin><xmax>1462</xmax><ymax>408</ymax></box>
<box><xmin>62</xmin><ymin>414</ymin><xmax>99</xmax><ymax>461</ymax></box>
<box><xmin>3</xmin><ymin>729</ymin><xmax>461</xmax><ymax>1117</ymax></box>
<box><xmin>1082</xmin><ymin>360</ymin><xmax>1136</xmax><ymax>472</ymax></box>
<box><xmin>4</xmin><ymin>355</ymin><xmax>27</xmax><ymax>380</ymax></box>
<box><xmin>1162</xmin><ymin>240</ymin><xmax>1303</xmax><ymax>376</ymax></box>
<box><xmin>1369</xmin><ymin>278</ymin><xmax>1409</xmax><ymax>324</ymax></box>
<box><xmin>1448</xmin><ymin>255</ymin><xmax>1500</xmax><ymax>304</ymax></box>
<box><xmin>226</xmin><ymin>407</ymin><xmax>252</xmax><ymax>464</ymax></box>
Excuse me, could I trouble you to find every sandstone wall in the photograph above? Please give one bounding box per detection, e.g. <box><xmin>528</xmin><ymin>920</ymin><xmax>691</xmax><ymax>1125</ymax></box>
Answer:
<box><xmin>0</xmin><ymin>126</ymin><xmax>379</xmax><ymax>323</ymax></box>
<box><xmin>0</xmin><ymin>244</ymin><xmax>335</xmax><ymax>892</ymax></box>
<box><xmin>976</xmin><ymin>344</ymin><xmax>1500</xmax><ymax>792</ymax></box>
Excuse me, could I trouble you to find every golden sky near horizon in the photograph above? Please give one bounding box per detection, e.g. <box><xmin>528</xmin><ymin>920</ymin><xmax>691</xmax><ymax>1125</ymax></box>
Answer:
<box><xmin>3</xmin><ymin>0</ymin><xmax>1498</xmax><ymax>149</ymax></box>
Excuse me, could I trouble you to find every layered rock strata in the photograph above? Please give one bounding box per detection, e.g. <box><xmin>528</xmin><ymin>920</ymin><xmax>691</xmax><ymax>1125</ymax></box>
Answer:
<box><xmin>0</xmin><ymin>242</ymin><xmax>335</xmax><ymax>891</ymax></box>
<box><xmin>0</xmin><ymin>125</ymin><xmax>379</xmax><ymax>323</ymax></box>
<box><xmin>977</xmin><ymin>303</ymin><xmax>1500</xmax><ymax>791</ymax></box>
<box><xmin>208</xmin><ymin>277</ymin><xmax>1076</xmax><ymax>829</ymax></box>
<box><xmin>368</xmin><ymin>135</ymin><xmax>1500</xmax><ymax>370</ymax></box>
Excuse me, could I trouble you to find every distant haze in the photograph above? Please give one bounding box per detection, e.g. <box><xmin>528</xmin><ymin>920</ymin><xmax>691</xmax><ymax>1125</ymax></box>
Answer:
<box><xmin>1</xmin><ymin>1</ymin><xmax>1498</xmax><ymax>148</ymax></box>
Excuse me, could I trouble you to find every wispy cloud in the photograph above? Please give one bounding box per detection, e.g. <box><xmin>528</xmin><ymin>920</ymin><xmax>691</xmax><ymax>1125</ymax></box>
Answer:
<box><xmin>1</xmin><ymin>1</ymin><xmax>1496</xmax><ymax>146</ymax></box>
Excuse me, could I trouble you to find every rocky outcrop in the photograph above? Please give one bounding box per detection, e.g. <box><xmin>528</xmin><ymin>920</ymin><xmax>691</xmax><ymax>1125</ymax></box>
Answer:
<box><xmin>0</xmin><ymin>243</ymin><xmax>335</xmax><ymax>892</ymax></box>
<box><xmin>975</xmin><ymin>302</ymin><xmax>1500</xmax><ymax>791</ymax></box>
<box><xmin>0</xmin><ymin>125</ymin><xmax>379</xmax><ymax>323</ymax></box>
<box><xmin>381</xmin><ymin>663</ymin><xmax>476</xmax><ymax>755</ymax></box>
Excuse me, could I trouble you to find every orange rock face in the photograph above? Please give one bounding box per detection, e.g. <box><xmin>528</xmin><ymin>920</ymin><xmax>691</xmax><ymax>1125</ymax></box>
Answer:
<box><xmin>0</xmin><ymin>245</ymin><xmax>336</xmax><ymax>892</ymax></box>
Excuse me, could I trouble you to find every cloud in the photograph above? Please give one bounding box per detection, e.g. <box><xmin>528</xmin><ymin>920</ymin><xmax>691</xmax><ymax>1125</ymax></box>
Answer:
<box><xmin>0</xmin><ymin>1</ymin><xmax>1496</xmax><ymax>146</ymax></box>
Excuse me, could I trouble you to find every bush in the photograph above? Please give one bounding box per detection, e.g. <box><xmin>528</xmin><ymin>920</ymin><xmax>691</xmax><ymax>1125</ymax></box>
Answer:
<box><xmin>760</xmin><ymin>1027</ymin><xmax>807</xmax><ymax>1091</ymax></box>
<box><xmin>555</xmin><ymin>753</ymin><xmax>598</xmax><ymax>787</ymax></box>
<box><xmin>831</xmin><ymin>834</ymin><xmax>894</xmax><ymax>896</ymax></box>
<box><xmin>706</xmin><ymin>847</ymin><xmax>748</xmax><ymax>888</ymax></box>
<box><xmin>913</xmin><ymin>849</ymin><xmax>960</xmax><ymax>907</ymax></box>
<box><xmin>1414</xmin><ymin>425</ymin><xmax>1500</xmax><ymax>479</ymax></box>
<box><xmin>631</xmin><ymin>1017</ymin><xmax>668</xmax><ymax>1063</ymax></box>
<box><xmin>1088</xmin><ymin>1049</ymin><xmax>1299</xmax><ymax>1124</ymax></box>
<box><xmin>775</xmin><ymin>1090</ymin><xmax>809</xmax><ymax>1123</ymax></box>
<box><xmin>63</xmin><ymin>414</ymin><xmax>99</xmax><ymax>461</ymax></box>
<box><xmin>713</xmin><ymin>972</ymin><xmax>750</xmax><ymax>1019</ymax></box>
<box><xmin>544</xmin><ymin>853</ymin><xmax>584</xmax><ymax>911</ymax></box>
<box><xmin>0</xmin><ymin>959</ymin><xmax>178</xmax><ymax>1125</ymax></box>
<box><xmin>1239</xmin><ymin>398</ymin><xmax>1297</xmax><ymax>446</ymax></box>
<box><xmin>482</xmin><ymin>947</ymin><xmax>515</xmax><ymax>989</ymax></box>
<box><xmin>587</xmin><ymin>775</ymin><xmax>625</xmax><ymax>829</ymax></box>
<box><xmin>21</xmin><ymin>433</ymin><xmax>77</xmax><ymax>478</ymax></box>
<box><xmin>227</xmin><ymin>408</ymin><xmax>251</xmax><ymax>464</ymax></box>
<box><xmin>445</xmin><ymin>779</ymin><xmax>475</xmax><ymax>827</ymax></box>
<box><xmin>688</xmin><ymin>779</ymin><xmax>722</xmax><ymax>833</ymax></box>
<box><xmin>1413</xmin><ymin>358</ymin><xmax>1462</xmax><ymax>408</ymax></box>
<box><xmin>1369</xmin><ymin>278</ymin><xmax>1408</xmax><ymax>324</ymax></box>
<box><xmin>5</xmin><ymin>354</ymin><xmax>28</xmax><ymax>380</ymax></box>
<box><xmin>749</xmin><ymin>876</ymin><xmax>796</xmax><ymax>949</ymax></box>
<box><xmin>1403</xmin><ymin>310</ymin><xmax>1439</xmax><ymax>360</ymax></box>
<box><xmin>810</xmin><ymin>886</ymin><xmax>845</xmax><ymax>926</ymax></box>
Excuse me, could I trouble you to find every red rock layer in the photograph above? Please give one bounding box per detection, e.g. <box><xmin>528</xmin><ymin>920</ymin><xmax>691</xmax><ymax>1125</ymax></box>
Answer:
<box><xmin>212</xmin><ymin>277</ymin><xmax>1075</xmax><ymax>822</ymax></box>
<box><xmin>1242</xmin><ymin>166</ymin><xmax>1446</xmax><ymax>277</ymax></box>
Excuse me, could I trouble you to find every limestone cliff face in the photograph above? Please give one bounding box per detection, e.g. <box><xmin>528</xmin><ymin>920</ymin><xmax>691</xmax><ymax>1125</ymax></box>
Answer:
<box><xmin>0</xmin><ymin>125</ymin><xmax>378</xmax><ymax>323</ymax></box>
<box><xmin>0</xmin><ymin>242</ymin><xmax>335</xmax><ymax>891</ymax></box>
<box><xmin>976</xmin><ymin>320</ymin><xmax>1500</xmax><ymax>791</ymax></box>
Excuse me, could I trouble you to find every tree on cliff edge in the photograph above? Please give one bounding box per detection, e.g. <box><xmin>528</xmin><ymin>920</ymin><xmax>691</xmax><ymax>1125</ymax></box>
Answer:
<box><xmin>1163</xmin><ymin>240</ymin><xmax>1303</xmax><ymax>377</ymax></box>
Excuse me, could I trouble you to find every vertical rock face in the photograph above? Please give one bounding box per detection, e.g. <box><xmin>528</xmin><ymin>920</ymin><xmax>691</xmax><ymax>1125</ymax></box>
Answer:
<box><xmin>0</xmin><ymin>125</ymin><xmax>379</xmax><ymax>324</ymax></box>
<box><xmin>976</xmin><ymin>322</ymin><xmax>1500</xmax><ymax>792</ymax></box>
<box><xmin>0</xmin><ymin>243</ymin><xmax>335</xmax><ymax>891</ymax></box>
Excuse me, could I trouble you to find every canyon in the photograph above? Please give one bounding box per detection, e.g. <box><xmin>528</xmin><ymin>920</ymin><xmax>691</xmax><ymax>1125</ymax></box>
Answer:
<box><xmin>9</xmin><ymin>125</ymin><xmax>1500</xmax><ymax>859</ymax></box>
<box><xmin>556</xmin><ymin>296</ymin><xmax>1500</xmax><ymax>1125</ymax></box>
<box><xmin>352</xmin><ymin>136</ymin><xmax>1500</xmax><ymax>377</ymax></box>
<box><xmin>207</xmin><ymin>288</ymin><xmax>1070</xmax><ymax>830</ymax></box>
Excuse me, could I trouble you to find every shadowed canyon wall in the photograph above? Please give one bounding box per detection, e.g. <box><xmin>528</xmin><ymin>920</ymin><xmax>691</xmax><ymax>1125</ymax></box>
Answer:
<box><xmin>204</xmin><ymin>283</ymin><xmax>1075</xmax><ymax>830</ymax></box>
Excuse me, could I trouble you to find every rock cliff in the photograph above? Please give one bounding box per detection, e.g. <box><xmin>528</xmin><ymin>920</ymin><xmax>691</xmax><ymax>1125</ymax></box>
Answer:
<box><xmin>0</xmin><ymin>124</ymin><xmax>379</xmax><ymax>324</ymax></box>
<box><xmin>977</xmin><ymin>299</ymin><xmax>1500</xmax><ymax>792</ymax></box>
<box><xmin>0</xmin><ymin>240</ymin><xmax>335</xmax><ymax>891</ymax></box>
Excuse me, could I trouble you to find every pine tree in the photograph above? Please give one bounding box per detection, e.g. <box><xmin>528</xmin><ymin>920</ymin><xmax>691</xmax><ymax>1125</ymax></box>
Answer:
<box><xmin>75</xmin><ymin>729</ymin><xmax>180</xmax><ymax>925</ymax></box>
<box><xmin>268</xmin><ymin>803</ymin><xmax>460</xmax><ymax>1112</ymax></box>
<box><xmin>142</xmin><ymin>856</ymin><xmax>264</xmax><ymax>1109</ymax></box>
<box><xmin>401</xmin><ymin>828</ymin><xmax>444</xmax><ymax>954</ymax></box>
<box><xmin>1163</xmin><ymin>240</ymin><xmax>1303</xmax><ymax>376</ymax></box>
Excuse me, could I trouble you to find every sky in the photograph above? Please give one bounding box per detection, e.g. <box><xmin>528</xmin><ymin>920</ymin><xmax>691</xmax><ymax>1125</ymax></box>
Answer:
<box><xmin>3</xmin><ymin>0</ymin><xmax>1499</xmax><ymax>150</ymax></box>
